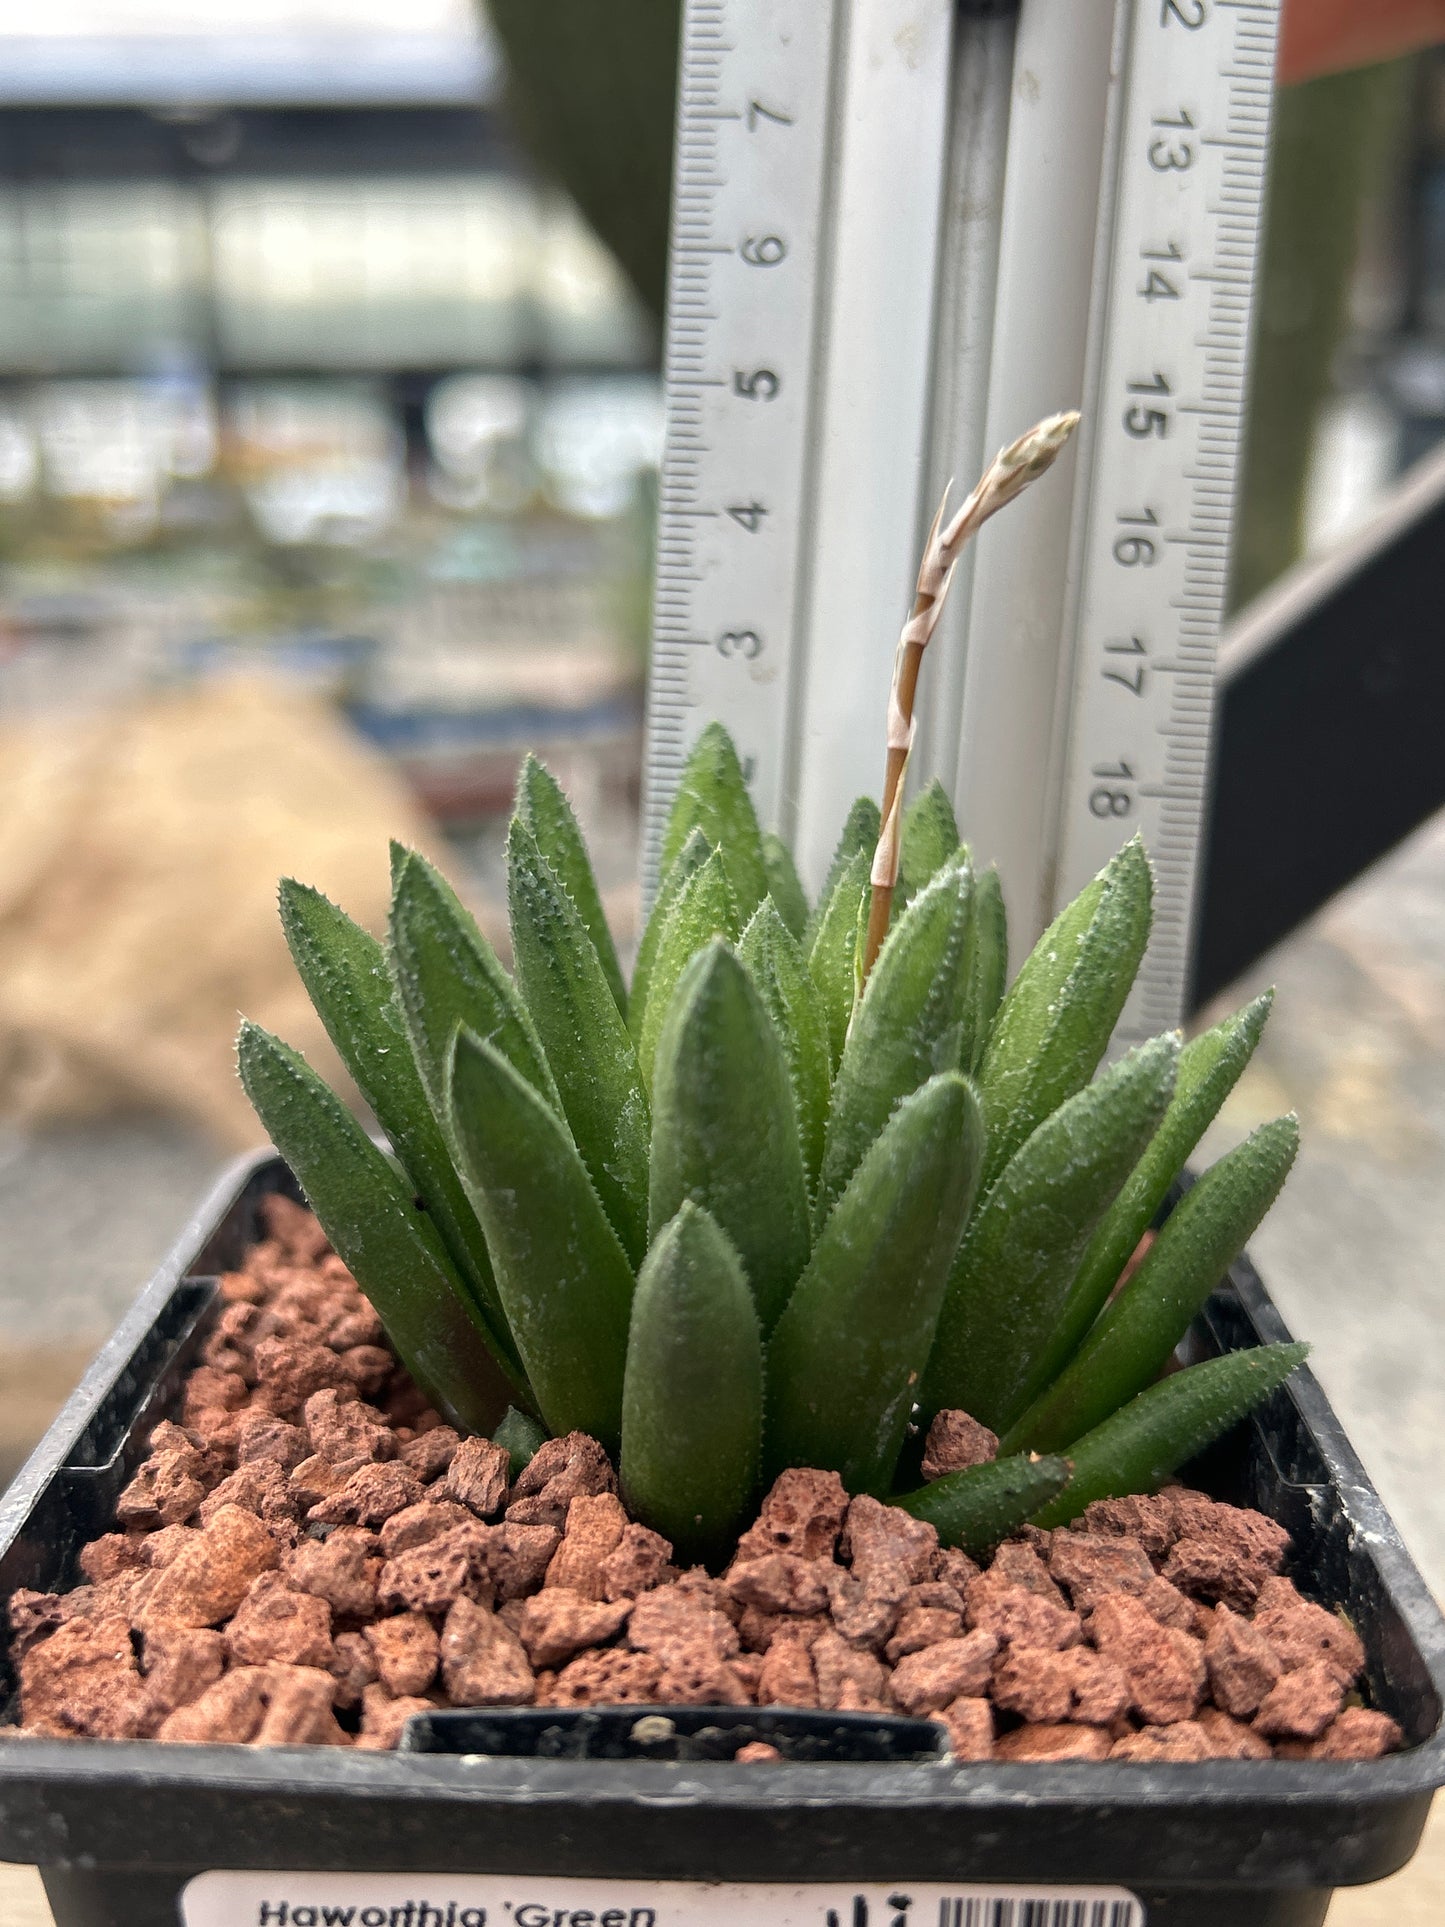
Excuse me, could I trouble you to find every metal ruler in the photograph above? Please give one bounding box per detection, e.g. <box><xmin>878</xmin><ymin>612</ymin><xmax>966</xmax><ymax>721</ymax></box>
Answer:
<box><xmin>642</xmin><ymin>0</ymin><xmax>1280</xmax><ymax>1042</ymax></box>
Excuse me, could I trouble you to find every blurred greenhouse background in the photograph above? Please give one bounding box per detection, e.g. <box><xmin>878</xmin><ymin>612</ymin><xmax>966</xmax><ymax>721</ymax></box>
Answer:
<box><xmin>0</xmin><ymin>0</ymin><xmax>658</xmax><ymax>834</ymax></box>
<box><xmin>0</xmin><ymin>0</ymin><xmax>665</xmax><ymax>1483</ymax></box>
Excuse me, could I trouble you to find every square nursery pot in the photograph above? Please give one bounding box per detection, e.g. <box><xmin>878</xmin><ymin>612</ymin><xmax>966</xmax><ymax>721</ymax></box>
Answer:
<box><xmin>0</xmin><ymin>1151</ymin><xmax>1441</xmax><ymax>1927</ymax></box>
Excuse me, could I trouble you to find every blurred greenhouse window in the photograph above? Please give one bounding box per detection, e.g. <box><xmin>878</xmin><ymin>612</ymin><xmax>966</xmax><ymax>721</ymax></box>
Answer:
<box><xmin>0</xmin><ymin>0</ymin><xmax>660</xmax><ymax>803</ymax></box>
<box><xmin>0</xmin><ymin>1</ymin><xmax>663</xmax><ymax>1299</ymax></box>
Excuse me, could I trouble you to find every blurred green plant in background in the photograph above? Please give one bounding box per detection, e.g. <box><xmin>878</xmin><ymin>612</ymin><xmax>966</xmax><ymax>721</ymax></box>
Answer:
<box><xmin>1232</xmin><ymin>61</ymin><xmax>1411</xmax><ymax>608</ymax></box>
<box><xmin>486</xmin><ymin>0</ymin><xmax>679</xmax><ymax>325</ymax></box>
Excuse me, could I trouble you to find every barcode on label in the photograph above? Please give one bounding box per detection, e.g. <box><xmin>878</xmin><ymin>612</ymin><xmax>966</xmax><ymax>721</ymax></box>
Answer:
<box><xmin>938</xmin><ymin>1903</ymin><xmax>1141</xmax><ymax>1927</ymax></box>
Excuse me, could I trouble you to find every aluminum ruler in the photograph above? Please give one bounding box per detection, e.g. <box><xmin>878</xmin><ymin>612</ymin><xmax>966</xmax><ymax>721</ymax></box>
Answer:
<box><xmin>641</xmin><ymin>0</ymin><xmax>1280</xmax><ymax>1041</ymax></box>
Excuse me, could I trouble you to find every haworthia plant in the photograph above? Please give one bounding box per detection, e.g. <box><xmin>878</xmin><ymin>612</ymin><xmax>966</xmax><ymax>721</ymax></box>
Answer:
<box><xmin>240</xmin><ymin>725</ymin><xmax>1304</xmax><ymax>1564</ymax></box>
<box><xmin>804</xmin><ymin>794</ymin><xmax>880</xmax><ymax>950</ymax></box>
<box><xmin>494</xmin><ymin>1404</ymin><xmax>548</xmax><ymax>1476</ymax></box>
<box><xmin>507</xmin><ymin>817</ymin><xmax>651</xmax><ymax>1265</ymax></box>
<box><xmin>514</xmin><ymin>753</ymin><xmax>627</xmax><ymax>1015</ymax></box>
<box><xmin>766</xmin><ymin>1072</ymin><xmax>984</xmax><ymax>1495</ymax></box>
<box><xmin>807</xmin><ymin>846</ymin><xmax>870</xmax><ymax>1069</ymax></box>
<box><xmin>275</xmin><ymin>880</ymin><xmax>521</xmax><ymax>1378</ymax></box>
<box><xmin>761</xmin><ymin>830</ymin><xmax>809</xmax><ymax>943</ymax></box>
<box><xmin>963</xmin><ymin>865</ymin><xmax>1007</xmax><ymax>1074</ymax></box>
<box><xmin>648</xmin><ymin>940</ymin><xmax>810</xmax><ymax>1333</ymax></box>
<box><xmin>897</xmin><ymin>779</ymin><xmax>960</xmax><ymax>905</ymax></box>
<box><xmin>1002</xmin><ymin>1113</ymin><xmax>1300</xmax><ymax>1455</ymax></box>
<box><xmin>236</xmin><ymin>1022</ymin><xmax>521</xmax><ymax>1432</ymax></box>
<box><xmin>739</xmin><ymin>899</ymin><xmax>832</xmax><ymax>1194</ymax></box>
<box><xmin>635</xmin><ymin>848</ymin><xmax>739</xmax><ymax>1093</ymax></box>
<box><xmin>1049</xmin><ymin>990</ymin><xmax>1274</xmax><ymax>1382</ymax></box>
<box><xmin>921</xmin><ymin>1033</ymin><xmax>1179</xmax><ymax>1434</ymax></box>
<box><xmin>621</xmin><ymin>1201</ymin><xmax>764</xmax><ymax>1564</ymax></box>
<box><xmin>448</xmin><ymin>1027</ymin><xmax>636</xmax><ymax>1451</ymax></box>
<box><xmin>813</xmin><ymin>860</ymin><xmax>974</xmax><ymax>1227</ymax></box>
<box><xmin>1028</xmin><ymin>1343</ymin><xmax>1310</xmax><ymax>1529</ymax></box>
<box><xmin>657</xmin><ymin>720</ymin><xmax>769</xmax><ymax>919</ymax></box>
<box><xmin>896</xmin><ymin>1451</ymin><xmax>1073</xmax><ymax>1556</ymax></box>
<box><xmin>976</xmin><ymin>837</ymin><xmax>1153</xmax><ymax>1192</ymax></box>
<box><xmin>388</xmin><ymin>846</ymin><xmax>557</xmax><ymax>1115</ymax></box>
<box><xmin>629</xmin><ymin>826</ymin><xmax>710</xmax><ymax>1043</ymax></box>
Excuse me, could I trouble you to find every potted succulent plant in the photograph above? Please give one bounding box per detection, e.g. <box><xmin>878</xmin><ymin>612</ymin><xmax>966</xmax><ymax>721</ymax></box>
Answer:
<box><xmin>236</xmin><ymin>415</ymin><xmax>1308</xmax><ymax>1563</ymax></box>
<box><xmin>0</xmin><ymin>419</ymin><xmax>1441</xmax><ymax>1927</ymax></box>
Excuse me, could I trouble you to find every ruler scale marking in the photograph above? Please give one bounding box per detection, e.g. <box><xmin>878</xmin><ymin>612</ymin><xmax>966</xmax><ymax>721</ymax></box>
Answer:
<box><xmin>1054</xmin><ymin>0</ymin><xmax>1280</xmax><ymax>1042</ymax></box>
<box><xmin>642</xmin><ymin>0</ymin><xmax>843</xmax><ymax>891</ymax></box>
<box><xmin>646</xmin><ymin>0</ymin><xmax>1281</xmax><ymax>1035</ymax></box>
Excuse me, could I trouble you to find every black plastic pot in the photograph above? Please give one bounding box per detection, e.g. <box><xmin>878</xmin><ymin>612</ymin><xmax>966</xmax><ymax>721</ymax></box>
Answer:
<box><xmin>0</xmin><ymin>1150</ymin><xmax>1441</xmax><ymax>1927</ymax></box>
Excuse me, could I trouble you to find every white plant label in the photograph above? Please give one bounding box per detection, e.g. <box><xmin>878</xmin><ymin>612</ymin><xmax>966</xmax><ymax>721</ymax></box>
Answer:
<box><xmin>183</xmin><ymin>1873</ymin><xmax>1144</xmax><ymax>1927</ymax></box>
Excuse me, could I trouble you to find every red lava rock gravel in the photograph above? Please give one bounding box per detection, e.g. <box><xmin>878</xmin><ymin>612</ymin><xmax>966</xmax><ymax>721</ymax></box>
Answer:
<box><xmin>4</xmin><ymin>1195</ymin><xmax>1403</xmax><ymax>1763</ymax></box>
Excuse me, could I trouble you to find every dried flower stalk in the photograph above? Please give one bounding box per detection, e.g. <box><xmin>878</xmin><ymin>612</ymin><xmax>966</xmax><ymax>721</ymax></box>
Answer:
<box><xmin>862</xmin><ymin>409</ymin><xmax>1081</xmax><ymax>981</ymax></box>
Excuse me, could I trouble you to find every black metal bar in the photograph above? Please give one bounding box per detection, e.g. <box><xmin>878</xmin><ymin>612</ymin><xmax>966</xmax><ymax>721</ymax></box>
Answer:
<box><xmin>1191</xmin><ymin>443</ymin><xmax>1445</xmax><ymax>1009</ymax></box>
<box><xmin>0</xmin><ymin>106</ymin><xmax>522</xmax><ymax>184</ymax></box>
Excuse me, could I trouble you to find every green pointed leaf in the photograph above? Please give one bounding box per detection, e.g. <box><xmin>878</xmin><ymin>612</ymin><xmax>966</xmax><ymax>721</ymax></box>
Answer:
<box><xmin>761</xmin><ymin>830</ymin><xmax>809</xmax><ymax>941</ymax></box>
<box><xmin>922</xmin><ymin>1034</ymin><xmax>1179</xmax><ymax>1434</ymax></box>
<box><xmin>508</xmin><ymin>818</ymin><xmax>651</xmax><ymax>1265</ymax></box>
<box><xmin>516</xmin><ymin>752</ymin><xmax>626</xmax><ymax>1017</ymax></box>
<box><xmin>850</xmin><ymin>877</ymin><xmax>871</xmax><ymax>1010</ymax></box>
<box><xmin>277</xmin><ymin>879</ymin><xmax>524</xmax><ymax>1380</ymax></box>
<box><xmin>390</xmin><ymin>847</ymin><xmax>558</xmax><ymax>1115</ymax></box>
<box><xmin>963</xmin><ymin>864</ymin><xmax>1007</xmax><ymax>1074</ymax></box>
<box><xmin>659</xmin><ymin>721</ymin><xmax>768</xmax><ymax>918</ymax></box>
<box><xmin>649</xmin><ymin>940</ymin><xmax>810</xmax><ymax>1333</ymax></box>
<box><xmin>806</xmin><ymin>794</ymin><xmax>881</xmax><ymax>950</ymax></box>
<box><xmin>896</xmin><ymin>1453</ymin><xmax>1073</xmax><ymax>1556</ymax></box>
<box><xmin>1061</xmin><ymin>990</ymin><xmax>1274</xmax><ymax>1370</ymax></box>
<box><xmin>814</xmin><ymin>861</ymin><xmax>975</xmax><ymax>1228</ymax></box>
<box><xmin>739</xmin><ymin>898</ymin><xmax>832</xmax><ymax>1195</ymax></box>
<box><xmin>807</xmin><ymin>847</ymin><xmax>869</xmax><ymax>1070</ymax></box>
<box><xmin>448</xmin><ymin>1029</ymin><xmax>635</xmax><ymax>1451</ymax></box>
<box><xmin>898</xmin><ymin>779</ymin><xmax>960</xmax><ymax>903</ymax></box>
<box><xmin>636</xmin><ymin>848</ymin><xmax>739</xmax><ymax>1093</ymax></box>
<box><xmin>1003</xmin><ymin>1114</ymin><xmax>1300</xmax><ymax>1455</ymax></box>
<box><xmin>1029</xmin><ymin>1343</ymin><xmax>1309</xmax><ymax>1530</ymax></box>
<box><xmin>765</xmin><ymin>1071</ymin><xmax>985</xmax><ymax>1496</ymax></box>
<box><xmin>621</xmin><ymin>1201</ymin><xmax>764</xmax><ymax>1564</ymax></box>
<box><xmin>493</xmin><ymin>1406</ymin><xmax>548</xmax><ymax>1477</ymax></box>
<box><xmin>631</xmin><ymin>826</ymin><xmax>711</xmax><ymax>1045</ymax></box>
<box><xmin>976</xmin><ymin>837</ymin><xmax>1153</xmax><ymax>1192</ymax></box>
<box><xmin>237</xmin><ymin>1021</ymin><xmax>519</xmax><ymax>1431</ymax></box>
